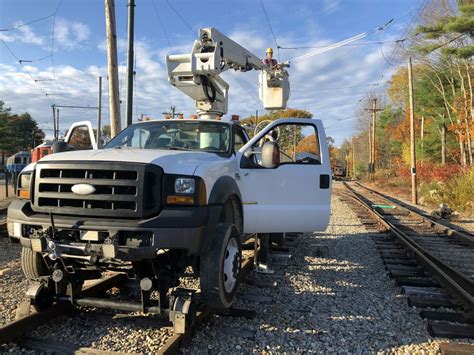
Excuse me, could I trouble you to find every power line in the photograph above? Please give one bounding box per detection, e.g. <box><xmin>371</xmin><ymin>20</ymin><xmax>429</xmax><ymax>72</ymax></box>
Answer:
<box><xmin>0</xmin><ymin>39</ymin><xmax>54</xmax><ymax>105</ymax></box>
<box><xmin>19</xmin><ymin>54</ymin><xmax>52</xmax><ymax>63</ymax></box>
<box><xmin>229</xmin><ymin>73</ymin><xmax>261</xmax><ymax>106</ymax></box>
<box><xmin>278</xmin><ymin>39</ymin><xmax>406</xmax><ymax>50</ymax></box>
<box><xmin>259</xmin><ymin>0</ymin><xmax>280</xmax><ymax>60</ymax></box>
<box><xmin>50</xmin><ymin>1</ymin><xmax>64</xmax><ymax>97</ymax></box>
<box><xmin>287</xmin><ymin>19</ymin><xmax>393</xmax><ymax>63</ymax></box>
<box><xmin>294</xmin><ymin>82</ymin><xmax>389</xmax><ymax>92</ymax></box>
<box><xmin>365</xmin><ymin>0</ymin><xmax>430</xmax><ymax>100</ymax></box>
<box><xmin>151</xmin><ymin>0</ymin><xmax>174</xmax><ymax>51</ymax></box>
<box><xmin>0</xmin><ymin>14</ymin><xmax>54</xmax><ymax>32</ymax></box>
<box><xmin>166</xmin><ymin>0</ymin><xmax>195</xmax><ymax>36</ymax></box>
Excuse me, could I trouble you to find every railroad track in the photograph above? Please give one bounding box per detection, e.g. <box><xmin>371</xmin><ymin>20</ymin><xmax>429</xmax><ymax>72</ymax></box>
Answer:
<box><xmin>0</xmin><ymin>238</ymin><xmax>277</xmax><ymax>353</ymax></box>
<box><xmin>338</xmin><ymin>181</ymin><xmax>474</xmax><ymax>339</ymax></box>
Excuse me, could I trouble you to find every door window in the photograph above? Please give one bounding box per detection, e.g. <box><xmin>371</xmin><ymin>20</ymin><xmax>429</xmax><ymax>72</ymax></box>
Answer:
<box><xmin>68</xmin><ymin>126</ymin><xmax>93</xmax><ymax>150</ymax></box>
<box><xmin>245</xmin><ymin>123</ymin><xmax>321</xmax><ymax>168</ymax></box>
<box><xmin>234</xmin><ymin>128</ymin><xmax>247</xmax><ymax>152</ymax></box>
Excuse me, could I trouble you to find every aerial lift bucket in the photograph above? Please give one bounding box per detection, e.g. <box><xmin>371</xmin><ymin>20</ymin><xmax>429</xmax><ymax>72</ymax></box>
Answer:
<box><xmin>259</xmin><ymin>70</ymin><xmax>290</xmax><ymax>110</ymax></box>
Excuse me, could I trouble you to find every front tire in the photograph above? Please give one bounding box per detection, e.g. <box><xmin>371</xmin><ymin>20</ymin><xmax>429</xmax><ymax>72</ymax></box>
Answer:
<box><xmin>21</xmin><ymin>248</ymin><xmax>49</xmax><ymax>281</ymax></box>
<box><xmin>200</xmin><ymin>223</ymin><xmax>242</xmax><ymax>309</ymax></box>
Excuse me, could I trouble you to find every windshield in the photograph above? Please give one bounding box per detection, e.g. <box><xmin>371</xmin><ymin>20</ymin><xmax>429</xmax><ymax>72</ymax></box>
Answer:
<box><xmin>104</xmin><ymin>121</ymin><xmax>231</xmax><ymax>154</ymax></box>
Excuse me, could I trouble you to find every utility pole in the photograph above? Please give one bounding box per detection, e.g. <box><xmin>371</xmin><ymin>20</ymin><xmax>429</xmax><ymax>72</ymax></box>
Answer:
<box><xmin>365</xmin><ymin>98</ymin><xmax>382</xmax><ymax>179</ymax></box>
<box><xmin>441</xmin><ymin>124</ymin><xmax>446</xmax><ymax>165</ymax></box>
<box><xmin>105</xmin><ymin>0</ymin><xmax>121</xmax><ymax>137</ymax></box>
<box><xmin>408</xmin><ymin>57</ymin><xmax>418</xmax><ymax>205</ymax></box>
<box><xmin>56</xmin><ymin>107</ymin><xmax>60</xmax><ymax>140</ymax></box>
<box><xmin>351</xmin><ymin>136</ymin><xmax>357</xmax><ymax>179</ymax></box>
<box><xmin>52</xmin><ymin>106</ymin><xmax>57</xmax><ymax>141</ymax></box>
<box><xmin>420</xmin><ymin>115</ymin><xmax>424</xmax><ymax>162</ymax></box>
<box><xmin>162</xmin><ymin>106</ymin><xmax>182</xmax><ymax>119</ymax></box>
<box><xmin>97</xmin><ymin>76</ymin><xmax>103</xmax><ymax>147</ymax></box>
<box><xmin>255</xmin><ymin>109</ymin><xmax>258</xmax><ymax>127</ymax></box>
<box><xmin>56</xmin><ymin>108</ymin><xmax>60</xmax><ymax>139</ymax></box>
<box><xmin>125</xmin><ymin>0</ymin><xmax>135</xmax><ymax>127</ymax></box>
<box><xmin>368</xmin><ymin>123</ymin><xmax>372</xmax><ymax>178</ymax></box>
<box><xmin>345</xmin><ymin>153</ymin><xmax>349</xmax><ymax>178</ymax></box>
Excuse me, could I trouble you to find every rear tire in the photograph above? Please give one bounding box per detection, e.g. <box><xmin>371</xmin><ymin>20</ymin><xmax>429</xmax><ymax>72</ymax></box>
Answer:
<box><xmin>21</xmin><ymin>248</ymin><xmax>49</xmax><ymax>281</ymax></box>
<box><xmin>200</xmin><ymin>223</ymin><xmax>242</xmax><ymax>309</ymax></box>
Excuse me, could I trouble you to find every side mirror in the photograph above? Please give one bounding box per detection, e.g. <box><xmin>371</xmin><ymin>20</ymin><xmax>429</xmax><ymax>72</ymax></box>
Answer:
<box><xmin>261</xmin><ymin>141</ymin><xmax>280</xmax><ymax>168</ymax></box>
<box><xmin>51</xmin><ymin>141</ymin><xmax>69</xmax><ymax>154</ymax></box>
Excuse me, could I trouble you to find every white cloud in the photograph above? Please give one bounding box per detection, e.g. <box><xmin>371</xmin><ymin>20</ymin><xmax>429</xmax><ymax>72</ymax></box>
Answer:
<box><xmin>323</xmin><ymin>0</ymin><xmax>342</xmax><ymax>14</ymax></box>
<box><xmin>0</xmin><ymin>23</ymin><xmax>45</xmax><ymax>46</ymax></box>
<box><xmin>1</xmin><ymin>27</ymin><xmax>393</xmax><ymax>146</ymax></box>
<box><xmin>55</xmin><ymin>18</ymin><xmax>91</xmax><ymax>49</ymax></box>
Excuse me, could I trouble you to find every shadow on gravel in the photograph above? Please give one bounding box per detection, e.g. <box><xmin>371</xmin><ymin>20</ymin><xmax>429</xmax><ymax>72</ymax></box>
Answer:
<box><xmin>194</xmin><ymin>230</ymin><xmax>436</xmax><ymax>353</ymax></box>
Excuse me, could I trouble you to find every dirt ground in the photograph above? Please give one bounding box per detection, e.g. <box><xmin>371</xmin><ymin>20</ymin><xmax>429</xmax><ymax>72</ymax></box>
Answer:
<box><xmin>0</xmin><ymin>181</ymin><xmax>15</xmax><ymax>210</ymax></box>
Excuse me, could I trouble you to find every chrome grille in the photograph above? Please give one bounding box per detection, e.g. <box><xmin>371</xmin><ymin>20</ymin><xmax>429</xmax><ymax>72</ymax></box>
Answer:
<box><xmin>32</xmin><ymin>162</ymin><xmax>162</xmax><ymax>218</ymax></box>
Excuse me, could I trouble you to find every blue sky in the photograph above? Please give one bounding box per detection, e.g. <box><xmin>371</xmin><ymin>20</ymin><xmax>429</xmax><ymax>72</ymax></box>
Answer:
<box><xmin>0</xmin><ymin>0</ymin><xmax>423</xmax><ymax>145</ymax></box>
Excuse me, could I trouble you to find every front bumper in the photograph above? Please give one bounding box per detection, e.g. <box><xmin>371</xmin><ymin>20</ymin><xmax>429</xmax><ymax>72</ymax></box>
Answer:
<box><xmin>7</xmin><ymin>200</ymin><xmax>222</xmax><ymax>260</ymax></box>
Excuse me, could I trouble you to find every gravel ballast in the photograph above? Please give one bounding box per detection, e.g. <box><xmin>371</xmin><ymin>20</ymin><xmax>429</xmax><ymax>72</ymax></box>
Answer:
<box><xmin>0</xmin><ymin>238</ymin><xmax>27</xmax><ymax>327</ymax></box>
<box><xmin>184</xmin><ymin>190</ymin><xmax>471</xmax><ymax>353</ymax></box>
<box><xmin>1</xmin><ymin>188</ymin><xmax>473</xmax><ymax>353</ymax></box>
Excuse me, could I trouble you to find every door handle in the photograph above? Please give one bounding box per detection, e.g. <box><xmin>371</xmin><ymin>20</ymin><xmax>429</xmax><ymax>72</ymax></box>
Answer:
<box><xmin>320</xmin><ymin>174</ymin><xmax>330</xmax><ymax>189</ymax></box>
<box><xmin>235</xmin><ymin>172</ymin><xmax>249</xmax><ymax>180</ymax></box>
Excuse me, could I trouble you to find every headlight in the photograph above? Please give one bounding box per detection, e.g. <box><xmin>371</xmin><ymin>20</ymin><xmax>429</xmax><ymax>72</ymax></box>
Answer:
<box><xmin>20</xmin><ymin>173</ymin><xmax>31</xmax><ymax>189</ymax></box>
<box><xmin>175</xmin><ymin>178</ymin><xmax>195</xmax><ymax>194</ymax></box>
<box><xmin>17</xmin><ymin>172</ymin><xmax>32</xmax><ymax>200</ymax></box>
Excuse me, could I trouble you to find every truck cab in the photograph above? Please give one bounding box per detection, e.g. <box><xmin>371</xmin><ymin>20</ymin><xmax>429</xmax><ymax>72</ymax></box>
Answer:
<box><xmin>7</xmin><ymin>117</ymin><xmax>331</xmax><ymax>311</ymax></box>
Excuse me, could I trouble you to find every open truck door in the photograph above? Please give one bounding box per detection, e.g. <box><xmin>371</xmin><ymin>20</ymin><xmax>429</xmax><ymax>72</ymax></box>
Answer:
<box><xmin>237</xmin><ymin>118</ymin><xmax>332</xmax><ymax>234</ymax></box>
<box><xmin>65</xmin><ymin>121</ymin><xmax>98</xmax><ymax>150</ymax></box>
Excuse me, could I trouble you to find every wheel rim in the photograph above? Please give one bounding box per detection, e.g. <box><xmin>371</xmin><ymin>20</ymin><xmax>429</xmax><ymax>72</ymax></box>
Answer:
<box><xmin>223</xmin><ymin>237</ymin><xmax>240</xmax><ymax>293</ymax></box>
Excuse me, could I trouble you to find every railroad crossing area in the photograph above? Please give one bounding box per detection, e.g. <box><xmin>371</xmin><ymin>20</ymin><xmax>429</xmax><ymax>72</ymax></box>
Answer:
<box><xmin>0</xmin><ymin>181</ymin><xmax>472</xmax><ymax>353</ymax></box>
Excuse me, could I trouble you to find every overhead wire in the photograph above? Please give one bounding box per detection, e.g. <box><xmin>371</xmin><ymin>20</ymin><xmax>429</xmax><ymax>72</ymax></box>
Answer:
<box><xmin>0</xmin><ymin>39</ymin><xmax>54</xmax><ymax>106</ymax></box>
<box><xmin>229</xmin><ymin>72</ymin><xmax>261</xmax><ymax>106</ymax></box>
<box><xmin>364</xmin><ymin>0</ymin><xmax>430</xmax><ymax>100</ymax></box>
<box><xmin>259</xmin><ymin>0</ymin><xmax>280</xmax><ymax>60</ymax></box>
<box><xmin>0</xmin><ymin>14</ymin><xmax>55</xmax><ymax>32</ymax></box>
<box><xmin>164</xmin><ymin>2</ymin><xmax>263</xmax><ymax>108</ymax></box>
<box><xmin>287</xmin><ymin>19</ymin><xmax>393</xmax><ymax>63</ymax></box>
<box><xmin>165</xmin><ymin>0</ymin><xmax>196</xmax><ymax>36</ymax></box>
<box><xmin>278</xmin><ymin>39</ymin><xmax>405</xmax><ymax>50</ymax></box>
<box><xmin>50</xmin><ymin>0</ymin><xmax>65</xmax><ymax>98</ymax></box>
<box><xmin>19</xmin><ymin>54</ymin><xmax>52</xmax><ymax>63</ymax></box>
<box><xmin>294</xmin><ymin>82</ymin><xmax>389</xmax><ymax>92</ymax></box>
<box><xmin>151</xmin><ymin>0</ymin><xmax>174</xmax><ymax>51</ymax></box>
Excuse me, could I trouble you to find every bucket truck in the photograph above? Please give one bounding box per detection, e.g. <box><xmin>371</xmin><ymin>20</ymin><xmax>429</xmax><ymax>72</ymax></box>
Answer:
<box><xmin>6</xmin><ymin>27</ymin><xmax>331</xmax><ymax>333</ymax></box>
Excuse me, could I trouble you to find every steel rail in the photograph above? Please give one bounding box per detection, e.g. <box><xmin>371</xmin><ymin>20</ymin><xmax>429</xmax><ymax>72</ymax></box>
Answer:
<box><xmin>342</xmin><ymin>182</ymin><xmax>474</xmax><ymax>318</ymax></box>
<box><xmin>160</xmin><ymin>253</ymin><xmax>255</xmax><ymax>354</ymax></box>
<box><xmin>352</xmin><ymin>181</ymin><xmax>474</xmax><ymax>247</ymax></box>
<box><xmin>0</xmin><ymin>250</ymin><xmax>257</xmax><ymax>352</ymax></box>
<box><xmin>0</xmin><ymin>273</ymin><xmax>127</xmax><ymax>344</ymax></box>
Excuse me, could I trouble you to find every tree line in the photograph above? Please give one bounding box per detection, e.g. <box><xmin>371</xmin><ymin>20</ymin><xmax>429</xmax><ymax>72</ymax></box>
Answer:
<box><xmin>0</xmin><ymin>101</ymin><xmax>45</xmax><ymax>165</ymax></box>
<box><xmin>338</xmin><ymin>0</ymin><xmax>473</xmax><ymax>174</ymax></box>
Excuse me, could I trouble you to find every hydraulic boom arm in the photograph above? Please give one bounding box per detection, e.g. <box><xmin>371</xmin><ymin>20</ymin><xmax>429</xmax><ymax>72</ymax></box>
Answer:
<box><xmin>166</xmin><ymin>28</ymin><xmax>290</xmax><ymax>119</ymax></box>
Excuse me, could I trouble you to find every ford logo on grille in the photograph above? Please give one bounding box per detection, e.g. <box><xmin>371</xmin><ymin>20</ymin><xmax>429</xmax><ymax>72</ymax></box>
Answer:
<box><xmin>71</xmin><ymin>184</ymin><xmax>96</xmax><ymax>196</ymax></box>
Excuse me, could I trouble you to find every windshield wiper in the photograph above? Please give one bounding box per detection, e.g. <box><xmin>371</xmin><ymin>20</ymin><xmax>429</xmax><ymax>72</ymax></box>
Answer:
<box><xmin>163</xmin><ymin>146</ymin><xmax>193</xmax><ymax>151</ymax></box>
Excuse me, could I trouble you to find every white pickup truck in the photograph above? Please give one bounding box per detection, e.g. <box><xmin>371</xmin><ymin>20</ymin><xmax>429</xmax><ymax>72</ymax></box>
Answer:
<box><xmin>7</xmin><ymin>117</ymin><xmax>331</xmax><ymax>312</ymax></box>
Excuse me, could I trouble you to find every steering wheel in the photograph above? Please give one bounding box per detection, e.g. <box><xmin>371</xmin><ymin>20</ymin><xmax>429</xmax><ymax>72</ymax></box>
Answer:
<box><xmin>200</xmin><ymin>146</ymin><xmax>219</xmax><ymax>151</ymax></box>
<box><xmin>295</xmin><ymin>156</ymin><xmax>320</xmax><ymax>164</ymax></box>
<box><xmin>254</xmin><ymin>120</ymin><xmax>281</xmax><ymax>147</ymax></box>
